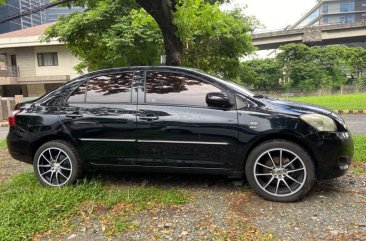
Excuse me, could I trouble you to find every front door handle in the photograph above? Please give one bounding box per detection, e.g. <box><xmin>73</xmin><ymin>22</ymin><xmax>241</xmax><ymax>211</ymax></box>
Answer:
<box><xmin>139</xmin><ymin>113</ymin><xmax>159</xmax><ymax>121</ymax></box>
<box><xmin>66</xmin><ymin>113</ymin><xmax>83</xmax><ymax>119</ymax></box>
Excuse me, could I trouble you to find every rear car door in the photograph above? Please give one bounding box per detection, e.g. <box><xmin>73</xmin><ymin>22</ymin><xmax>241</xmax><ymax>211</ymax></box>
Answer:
<box><xmin>136</xmin><ymin>70</ymin><xmax>238</xmax><ymax>170</ymax></box>
<box><xmin>58</xmin><ymin>71</ymin><xmax>138</xmax><ymax>166</ymax></box>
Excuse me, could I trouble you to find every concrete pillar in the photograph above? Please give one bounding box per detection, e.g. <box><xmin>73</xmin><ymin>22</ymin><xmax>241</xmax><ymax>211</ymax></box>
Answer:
<box><xmin>0</xmin><ymin>96</ymin><xmax>3</xmax><ymax>121</ymax></box>
<box><xmin>15</xmin><ymin>95</ymin><xmax>23</xmax><ymax>104</ymax></box>
<box><xmin>1</xmin><ymin>99</ymin><xmax>11</xmax><ymax>121</ymax></box>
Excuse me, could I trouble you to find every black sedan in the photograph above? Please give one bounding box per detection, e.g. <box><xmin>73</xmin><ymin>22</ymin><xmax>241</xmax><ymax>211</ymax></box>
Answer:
<box><xmin>7</xmin><ymin>66</ymin><xmax>353</xmax><ymax>202</ymax></box>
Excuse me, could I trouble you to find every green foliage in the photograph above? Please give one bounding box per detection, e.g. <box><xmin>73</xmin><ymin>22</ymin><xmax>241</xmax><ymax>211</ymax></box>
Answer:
<box><xmin>173</xmin><ymin>0</ymin><xmax>255</xmax><ymax>78</ymax></box>
<box><xmin>0</xmin><ymin>139</ymin><xmax>7</xmax><ymax>149</ymax></box>
<box><xmin>353</xmin><ymin>136</ymin><xmax>366</xmax><ymax>163</ymax></box>
<box><xmin>44</xmin><ymin>0</ymin><xmax>162</xmax><ymax>72</ymax></box>
<box><xmin>275</xmin><ymin>44</ymin><xmax>366</xmax><ymax>91</ymax></box>
<box><xmin>239</xmin><ymin>58</ymin><xmax>282</xmax><ymax>89</ymax></box>
<box><xmin>351</xmin><ymin>166</ymin><xmax>365</xmax><ymax>174</ymax></box>
<box><xmin>44</xmin><ymin>0</ymin><xmax>255</xmax><ymax>78</ymax></box>
<box><xmin>290</xmin><ymin>93</ymin><xmax>366</xmax><ymax>110</ymax></box>
<box><xmin>0</xmin><ymin>172</ymin><xmax>187</xmax><ymax>240</ymax></box>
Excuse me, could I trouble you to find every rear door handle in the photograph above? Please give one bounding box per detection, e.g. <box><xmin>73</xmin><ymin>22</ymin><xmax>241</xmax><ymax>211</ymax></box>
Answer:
<box><xmin>66</xmin><ymin>113</ymin><xmax>83</xmax><ymax>118</ymax></box>
<box><xmin>139</xmin><ymin>113</ymin><xmax>159</xmax><ymax>121</ymax></box>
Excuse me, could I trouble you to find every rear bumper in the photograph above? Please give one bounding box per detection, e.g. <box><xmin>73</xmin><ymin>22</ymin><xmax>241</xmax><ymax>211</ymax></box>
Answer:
<box><xmin>7</xmin><ymin>128</ymin><xmax>33</xmax><ymax>164</ymax></box>
<box><xmin>307</xmin><ymin>131</ymin><xmax>353</xmax><ymax>180</ymax></box>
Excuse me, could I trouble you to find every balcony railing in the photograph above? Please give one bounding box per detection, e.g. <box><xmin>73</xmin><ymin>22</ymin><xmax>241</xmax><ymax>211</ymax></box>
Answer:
<box><xmin>0</xmin><ymin>66</ymin><xmax>20</xmax><ymax>78</ymax></box>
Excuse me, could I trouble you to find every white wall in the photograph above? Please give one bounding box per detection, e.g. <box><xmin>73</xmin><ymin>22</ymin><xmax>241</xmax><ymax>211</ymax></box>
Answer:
<box><xmin>34</xmin><ymin>45</ymin><xmax>80</xmax><ymax>79</ymax></box>
<box><xmin>16</xmin><ymin>47</ymin><xmax>37</xmax><ymax>77</ymax></box>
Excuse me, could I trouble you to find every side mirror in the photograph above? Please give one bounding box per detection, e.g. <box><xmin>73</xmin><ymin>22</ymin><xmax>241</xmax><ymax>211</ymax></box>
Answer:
<box><xmin>206</xmin><ymin>92</ymin><xmax>232</xmax><ymax>108</ymax></box>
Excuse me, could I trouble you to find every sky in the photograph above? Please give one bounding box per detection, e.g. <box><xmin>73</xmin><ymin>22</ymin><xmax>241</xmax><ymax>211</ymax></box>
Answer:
<box><xmin>226</xmin><ymin>0</ymin><xmax>318</xmax><ymax>30</ymax></box>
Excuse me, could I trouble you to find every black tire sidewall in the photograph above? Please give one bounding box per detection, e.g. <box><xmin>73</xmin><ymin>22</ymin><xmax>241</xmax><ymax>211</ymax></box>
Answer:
<box><xmin>33</xmin><ymin>141</ymin><xmax>81</xmax><ymax>187</ymax></box>
<box><xmin>245</xmin><ymin>140</ymin><xmax>315</xmax><ymax>202</ymax></box>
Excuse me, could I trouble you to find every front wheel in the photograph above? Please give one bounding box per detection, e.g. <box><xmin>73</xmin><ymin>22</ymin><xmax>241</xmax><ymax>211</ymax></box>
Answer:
<box><xmin>245</xmin><ymin>140</ymin><xmax>315</xmax><ymax>202</ymax></box>
<box><xmin>33</xmin><ymin>141</ymin><xmax>82</xmax><ymax>187</ymax></box>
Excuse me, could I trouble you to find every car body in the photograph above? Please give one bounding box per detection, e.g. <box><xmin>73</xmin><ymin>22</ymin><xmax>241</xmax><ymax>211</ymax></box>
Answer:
<box><xmin>7</xmin><ymin>66</ymin><xmax>354</xmax><ymax>202</ymax></box>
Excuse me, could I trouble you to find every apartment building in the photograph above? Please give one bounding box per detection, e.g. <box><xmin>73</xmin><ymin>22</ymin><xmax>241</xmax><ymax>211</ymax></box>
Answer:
<box><xmin>0</xmin><ymin>23</ymin><xmax>81</xmax><ymax>97</ymax></box>
<box><xmin>0</xmin><ymin>0</ymin><xmax>84</xmax><ymax>34</ymax></box>
<box><xmin>293</xmin><ymin>0</ymin><xmax>366</xmax><ymax>28</ymax></box>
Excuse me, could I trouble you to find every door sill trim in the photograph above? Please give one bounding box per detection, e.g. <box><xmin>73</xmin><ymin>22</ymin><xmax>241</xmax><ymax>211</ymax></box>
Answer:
<box><xmin>80</xmin><ymin>138</ymin><xmax>230</xmax><ymax>146</ymax></box>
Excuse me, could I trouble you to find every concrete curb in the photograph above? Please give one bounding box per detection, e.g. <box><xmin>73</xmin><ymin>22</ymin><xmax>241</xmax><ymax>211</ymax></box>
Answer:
<box><xmin>336</xmin><ymin>110</ymin><xmax>366</xmax><ymax>114</ymax></box>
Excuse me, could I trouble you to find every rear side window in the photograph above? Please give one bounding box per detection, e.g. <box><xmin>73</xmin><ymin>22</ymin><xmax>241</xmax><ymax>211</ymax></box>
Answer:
<box><xmin>145</xmin><ymin>71</ymin><xmax>221</xmax><ymax>107</ymax></box>
<box><xmin>67</xmin><ymin>72</ymin><xmax>134</xmax><ymax>103</ymax></box>
<box><xmin>68</xmin><ymin>82</ymin><xmax>87</xmax><ymax>102</ymax></box>
<box><xmin>86</xmin><ymin>72</ymin><xmax>134</xmax><ymax>103</ymax></box>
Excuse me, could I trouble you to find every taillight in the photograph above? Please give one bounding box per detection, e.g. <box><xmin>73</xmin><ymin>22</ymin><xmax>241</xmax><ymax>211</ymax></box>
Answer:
<box><xmin>9</xmin><ymin>110</ymin><xmax>21</xmax><ymax>127</ymax></box>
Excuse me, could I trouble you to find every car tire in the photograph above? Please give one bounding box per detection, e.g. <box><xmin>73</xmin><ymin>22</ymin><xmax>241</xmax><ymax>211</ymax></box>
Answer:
<box><xmin>33</xmin><ymin>140</ymin><xmax>82</xmax><ymax>187</ymax></box>
<box><xmin>245</xmin><ymin>140</ymin><xmax>315</xmax><ymax>202</ymax></box>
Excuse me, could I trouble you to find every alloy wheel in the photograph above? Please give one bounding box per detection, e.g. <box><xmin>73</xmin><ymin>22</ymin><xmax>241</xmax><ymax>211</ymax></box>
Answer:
<box><xmin>253</xmin><ymin>148</ymin><xmax>307</xmax><ymax>197</ymax></box>
<box><xmin>37</xmin><ymin>147</ymin><xmax>73</xmax><ymax>187</ymax></box>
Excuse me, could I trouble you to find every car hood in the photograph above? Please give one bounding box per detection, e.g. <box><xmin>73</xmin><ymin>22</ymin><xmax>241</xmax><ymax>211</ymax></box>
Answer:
<box><xmin>259</xmin><ymin>98</ymin><xmax>333</xmax><ymax>116</ymax></box>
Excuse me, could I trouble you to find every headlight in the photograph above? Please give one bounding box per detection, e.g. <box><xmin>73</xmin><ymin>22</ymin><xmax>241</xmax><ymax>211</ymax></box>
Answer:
<box><xmin>300</xmin><ymin>114</ymin><xmax>337</xmax><ymax>132</ymax></box>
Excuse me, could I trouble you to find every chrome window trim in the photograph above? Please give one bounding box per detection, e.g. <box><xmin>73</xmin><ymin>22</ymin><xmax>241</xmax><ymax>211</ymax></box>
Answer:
<box><xmin>80</xmin><ymin>138</ymin><xmax>230</xmax><ymax>146</ymax></box>
<box><xmin>138</xmin><ymin>140</ymin><xmax>230</xmax><ymax>145</ymax></box>
<box><xmin>79</xmin><ymin>138</ymin><xmax>136</xmax><ymax>142</ymax></box>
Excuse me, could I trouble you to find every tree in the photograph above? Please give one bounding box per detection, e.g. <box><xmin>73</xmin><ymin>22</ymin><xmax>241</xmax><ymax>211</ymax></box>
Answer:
<box><xmin>276</xmin><ymin>44</ymin><xmax>366</xmax><ymax>92</ymax></box>
<box><xmin>134</xmin><ymin>0</ymin><xmax>182</xmax><ymax>66</ymax></box>
<box><xmin>174</xmin><ymin>2</ymin><xmax>255</xmax><ymax>78</ymax></box>
<box><xmin>44</xmin><ymin>1</ymin><xmax>161</xmax><ymax>71</ymax></box>
<box><xmin>240</xmin><ymin>58</ymin><xmax>283</xmax><ymax>90</ymax></box>
<box><xmin>44</xmin><ymin>0</ymin><xmax>255</xmax><ymax>77</ymax></box>
<box><xmin>47</xmin><ymin>0</ymin><xmax>252</xmax><ymax>68</ymax></box>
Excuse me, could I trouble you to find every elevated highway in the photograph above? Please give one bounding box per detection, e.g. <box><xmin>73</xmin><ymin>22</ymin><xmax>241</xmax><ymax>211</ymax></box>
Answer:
<box><xmin>252</xmin><ymin>21</ymin><xmax>366</xmax><ymax>50</ymax></box>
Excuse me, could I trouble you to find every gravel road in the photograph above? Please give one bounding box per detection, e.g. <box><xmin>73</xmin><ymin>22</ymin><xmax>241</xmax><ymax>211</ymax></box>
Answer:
<box><xmin>1</xmin><ymin>115</ymin><xmax>365</xmax><ymax>240</ymax></box>
<box><xmin>39</xmin><ymin>168</ymin><xmax>365</xmax><ymax>241</ymax></box>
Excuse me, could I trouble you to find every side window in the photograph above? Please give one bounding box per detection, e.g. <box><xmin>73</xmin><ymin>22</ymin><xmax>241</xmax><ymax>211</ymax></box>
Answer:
<box><xmin>86</xmin><ymin>72</ymin><xmax>134</xmax><ymax>103</ymax></box>
<box><xmin>145</xmin><ymin>71</ymin><xmax>221</xmax><ymax>107</ymax></box>
<box><xmin>68</xmin><ymin>82</ymin><xmax>87</xmax><ymax>103</ymax></box>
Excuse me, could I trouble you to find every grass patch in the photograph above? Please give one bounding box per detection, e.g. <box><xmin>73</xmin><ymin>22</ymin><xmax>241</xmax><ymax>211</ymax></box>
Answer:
<box><xmin>0</xmin><ymin>172</ymin><xmax>187</xmax><ymax>241</ymax></box>
<box><xmin>0</xmin><ymin>139</ymin><xmax>7</xmax><ymax>149</ymax></box>
<box><xmin>351</xmin><ymin>166</ymin><xmax>365</xmax><ymax>174</ymax></box>
<box><xmin>353</xmin><ymin>136</ymin><xmax>366</xmax><ymax>163</ymax></box>
<box><xmin>289</xmin><ymin>93</ymin><xmax>366</xmax><ymax>110</ymax></box>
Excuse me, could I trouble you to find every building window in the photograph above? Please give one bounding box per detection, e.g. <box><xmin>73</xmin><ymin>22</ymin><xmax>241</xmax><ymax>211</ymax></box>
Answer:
<box><xmin>323</xmin><ymin>16</ymin><xmax>329</xmax><ymax>24</ymax></box>
<box><xmin>323</xmin><ymin>3</ymin><xmax>328</xmax><ymax>13</ymax></box>
<box><xmin>340</xmin><ymin>0</ymin><xmax>355</xmax><ymax>12</ymax></box>
<box><xmin>347</xmin><ymin>14</ymin><xmax>355</xmax><ymax>22</ymax></box>
<box><xmin>37</xmin><ymin>52</ymin><xmax>58</xmax><ymax>66</ymax></box>
<box><xmin>340</xmin><ymin>16</ymin><xmax>346</xmax><ymax>23</ymax></box>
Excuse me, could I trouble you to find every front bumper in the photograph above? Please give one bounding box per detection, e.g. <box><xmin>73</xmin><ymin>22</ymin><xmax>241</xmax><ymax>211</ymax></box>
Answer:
<box><xmin>307</xmin><ymin>131</ymin><xmax>353</xmax><ymax>180</ymax></box>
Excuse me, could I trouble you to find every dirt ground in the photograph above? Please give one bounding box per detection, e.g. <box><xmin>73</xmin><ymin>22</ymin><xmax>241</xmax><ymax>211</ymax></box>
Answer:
<box><xmin>1</xmin><ymin>149</ymin><xmax>366</xmax><ymax>241</ymax></box>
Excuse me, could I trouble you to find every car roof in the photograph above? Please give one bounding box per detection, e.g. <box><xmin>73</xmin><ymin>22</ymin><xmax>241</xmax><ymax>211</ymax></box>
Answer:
<box><xmin>84</xmin><ymin>66</ymin><xmax>203</xmax><ymax>77</ymax></box>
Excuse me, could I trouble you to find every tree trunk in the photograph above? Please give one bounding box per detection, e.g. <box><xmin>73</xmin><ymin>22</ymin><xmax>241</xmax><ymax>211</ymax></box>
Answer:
<box><xmin>136</xmin><ymin>0</ymin><xmax>183</xmax><ymax>66</ymax></box>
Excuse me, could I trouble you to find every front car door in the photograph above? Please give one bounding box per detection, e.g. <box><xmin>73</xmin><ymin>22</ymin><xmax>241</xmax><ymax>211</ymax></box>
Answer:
<box><xmin>58</xmin><ymin>71</ymin><xmax>138</xmax><ymax>166</ymax></box>
<box><xmin>136</xmin><ymin>69</ymin><xmax>239</xmax><ymax>171</ymax></box>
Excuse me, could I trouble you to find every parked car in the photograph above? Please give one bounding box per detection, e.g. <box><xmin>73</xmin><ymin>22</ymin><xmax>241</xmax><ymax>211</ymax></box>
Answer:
<box><xmin>7</xmin><ymin>66</ymin><xmax>353</xmax><ymax>202</ymax></box>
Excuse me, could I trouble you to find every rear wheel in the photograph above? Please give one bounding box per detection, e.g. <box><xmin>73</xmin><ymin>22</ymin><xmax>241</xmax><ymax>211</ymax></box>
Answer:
<box><xmin>245</xmin><ymin>140</ymin><xmax>315</xmax><ymax>202</ymax></box>
<box><xmin>33</xmin><ymin>141</ymin><xmax>82</xmax><ymax>187</ymax></box>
